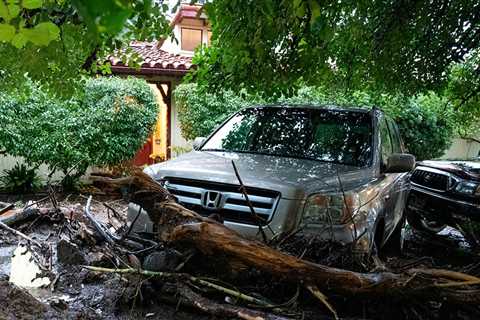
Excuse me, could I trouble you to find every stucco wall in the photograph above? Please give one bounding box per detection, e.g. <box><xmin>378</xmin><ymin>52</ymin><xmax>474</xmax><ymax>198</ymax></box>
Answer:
<box><xmin>170</xmin><ymin>92</ymin><xmax>192</xmax><ymax>154</ymax></box>
<box><xmin>0</xmin><ymin>155</ymin><xmax>66</xmax><ymax>183</ymax></box>
<box><xmin>160</xmin><ymin>16</ymin><xmax>210</xmax><ymax>56</ymax></box>
<box><xmin>441</xmin><ymin>138</ymin><xmax>480</xmax><ymax>160</ymax></box>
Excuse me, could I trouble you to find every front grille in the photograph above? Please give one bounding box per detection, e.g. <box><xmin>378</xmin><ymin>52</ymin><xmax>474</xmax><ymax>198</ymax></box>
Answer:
<box><xmin>164</xmin><ymin>177</ymin><xmax>280</xmax><ymax>226</ymax></box>
<box><xmin>410</xmin><ymin>169</ymin><xmax>450</xmax><ymax>191</ymax></box>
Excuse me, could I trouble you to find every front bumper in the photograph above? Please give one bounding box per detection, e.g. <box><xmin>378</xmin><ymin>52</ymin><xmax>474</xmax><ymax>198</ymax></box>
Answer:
<box><xmin>127</xmin><ymin>200</ymin><xmax>373</xmax><ymax>252</ymax></box>
<box><xmin>408</xmin><ymin>187</ymin><xmax>480</xmax><ymax>222</ymax></box>
<box><xmin>127</xmin><ymin>197</ymin><xmax>305</xmax><ymax>240</ymax></box>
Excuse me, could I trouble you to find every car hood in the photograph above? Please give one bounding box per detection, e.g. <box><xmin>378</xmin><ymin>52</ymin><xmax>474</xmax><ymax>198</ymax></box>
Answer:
<box><xmin>145</xmin><ymin>151</ymin><xmax>376</xmax><ymax>199</ymax></box>
<box><xmin>419</xmin><ymin>160</ymin><xmax>480</xmax><ymax>182</ymax></box>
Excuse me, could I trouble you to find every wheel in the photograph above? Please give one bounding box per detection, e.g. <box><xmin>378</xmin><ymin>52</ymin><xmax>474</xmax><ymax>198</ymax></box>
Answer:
<box><xmin>382</xmin><ymin>215</ymin><xmax>406</xmax><ymax>256</ymax></box>
<box><xmin>406</xmin><ymin>208</ymin><xmax>446</xmax><ymax>234</ymax></box>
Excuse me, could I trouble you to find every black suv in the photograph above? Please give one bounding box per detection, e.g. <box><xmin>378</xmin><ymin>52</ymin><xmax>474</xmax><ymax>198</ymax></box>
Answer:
<box><xmin>407</xmin><ymin>160</ymin><xmax>480</xmax><ymax>235</ymax></box>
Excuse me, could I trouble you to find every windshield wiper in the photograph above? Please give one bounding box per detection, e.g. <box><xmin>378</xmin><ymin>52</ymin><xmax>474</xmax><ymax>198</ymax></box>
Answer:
<box><xmin>201</xmin><ymin>148</ymin><xmax>228</xmax><ymax>152</ymax></box>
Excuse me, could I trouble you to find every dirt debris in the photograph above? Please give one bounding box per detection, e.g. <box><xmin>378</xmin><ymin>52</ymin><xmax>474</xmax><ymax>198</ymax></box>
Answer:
<box><xmin>2</xmin><ymin>184</ymin><xmax>480</xmax><ymax>320</ymax></box>
<box><xmin>0</xmin><ymin>275</ymin><xmax>58</xmax><ymax>320</ymax></box>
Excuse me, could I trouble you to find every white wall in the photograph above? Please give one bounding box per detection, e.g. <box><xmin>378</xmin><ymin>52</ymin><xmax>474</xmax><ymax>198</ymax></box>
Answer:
<box><xmin>160</xmin><ymin>17</ymin><xmax>210</xmax><ymax>56</ymax></box>
<box><xmin>441</xmin><ymin>138</ymin><xmax>480</xmax><ymax>160</ymax></box>
<box><xmin>170</xmin><ymin>84</ymin><xmax>192</xmax><ymax>158</ymax></box>
<box><xmin>0</xmin><ymin>155</ymin><xmax>93</xmax><ymax>184</ymax></box>
<box><xmin>0</xmin><ymin>155</ymin><xmax>64</xmax><ymax>183</ymax></box>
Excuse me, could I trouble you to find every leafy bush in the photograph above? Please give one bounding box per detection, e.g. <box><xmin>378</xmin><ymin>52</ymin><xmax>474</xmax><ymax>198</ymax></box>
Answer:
<box><xmin>174</xmin><ymin>83</ymin><xmax>262</xmax><ymax>140</ymax></box>
<box><xmin>389</xmin><ymin>93</ymin><xmax>454</xmax><ymax>160</ymax></box>
<box><xmin>0</xmin><ymin>77</ymin><xmax>158</xmax><ymax>180</ymax></box>
<box><xmin>0</xmin><ymin>163</ymin><xmax>42</xmax><ymax>193</ymax></box>
<box><xmin>174</xmin><ymin>84</ymin><xmax>454</xmax><ymax>160</ymax></box>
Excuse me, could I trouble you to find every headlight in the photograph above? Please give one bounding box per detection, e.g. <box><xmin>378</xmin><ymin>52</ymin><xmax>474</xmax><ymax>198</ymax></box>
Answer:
<box><xmin>454</xmin><ymin>181</ymin><xmax>480</xmax><ymax>196</ymax></box>
<box><xmin>303</xmin><ymin>193</ymin><xmax>360</xmax><ymax>225</ymax></box>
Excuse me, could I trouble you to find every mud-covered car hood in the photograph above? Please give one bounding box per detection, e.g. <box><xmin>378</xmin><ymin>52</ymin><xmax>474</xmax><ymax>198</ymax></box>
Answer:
<box><xmin>419</xmin><ymin>160</ymin><xmax>480</xmax><ymax>182</ymax></box>
<box><xmin>145</xmin><ymin>151</ymin><xmax>376</xmax><ymax>199</ymax></box>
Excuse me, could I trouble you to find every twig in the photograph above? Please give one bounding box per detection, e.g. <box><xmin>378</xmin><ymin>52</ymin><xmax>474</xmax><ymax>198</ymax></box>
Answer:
<box><xmin>84</xmin><ymin>195</ymin><xmax>118</xmax><ymax>245</ymax></box>
<box><xmin>22</xmin><ymin>196</ymin><xmax>50</xmax><ymax>211</ymax></box>
<box><xmin>434</xmin><ymin>279</ymin><xmax>480</xmax><ymax>288</ymax></box>
<box><xmin>306</xmin><ymin>285</ymin><xmax>338</xmax><ymax>320</ymax></box>
<box><xmin>83</xmin><ymin>266</ymin><xmax>275</xmax><ymax>307</ymax></box>
<box><xmin>231</xmin><ymin>160</ymin><xmax>268</xmax><ymax>243</ymax></box>
<box><xmin>122</xmin><ymin>207</ymin><xmax>142</xmax><ymax>241</ymax></box>
<box><xmin>335</xmin><ymin>167</ymin><xmax>357</xmax><ymax>243</ymax></box>
<box><xmin>48</xmin><ymin>184</ymin><xmax>59</xmax><ymax>210</ymax></box>
<box><xmin>103</xmin><ymin>202</ymin><xmax>124</xmax><ymax>220</ymax></box>
<box><xmin>84</xmin><ymin>196</ymin><xmax>145</xmax><ymax>250</ymax></box>
<box><xmin>0</xmin><ymin>220</ymin><xmax>43</xmax><ymax>247</ymax></box>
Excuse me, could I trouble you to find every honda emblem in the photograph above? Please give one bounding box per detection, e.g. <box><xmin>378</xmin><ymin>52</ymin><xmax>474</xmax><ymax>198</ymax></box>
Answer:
<box><xmin>202</xmin><ymin>190</ymin><xmax>222</xmax><ymax>209</ymax></box>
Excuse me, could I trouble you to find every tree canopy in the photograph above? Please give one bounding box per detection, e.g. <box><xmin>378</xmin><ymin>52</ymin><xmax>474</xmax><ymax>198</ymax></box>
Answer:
<box><xmin>191</xmin><ymin>0</ymin><xmax>479</xmax><ymax>98</ymax></box>
<box><xmin>175</xmin><ymin>83</ymin><xmax>454</xmax><ymax>160</ymax></box>
<box><xmin>0</xmin><ymin>0</ymin><xmax>171</xmax><ymax>95</ymax></box>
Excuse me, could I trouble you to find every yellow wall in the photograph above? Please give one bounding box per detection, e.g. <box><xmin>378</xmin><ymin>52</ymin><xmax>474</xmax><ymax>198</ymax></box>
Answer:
<box><xmin>148</xmin><ymin>84</ymin><xmax>168</xmax><ymax>162</ymax></box>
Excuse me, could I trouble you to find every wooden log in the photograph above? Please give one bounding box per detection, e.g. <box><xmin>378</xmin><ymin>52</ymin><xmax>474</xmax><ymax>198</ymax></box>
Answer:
<box><xmin>0</xmin><ymin>203</ymin><xmax>14</xmax><ymax>215</ymax></box>
<box><xmin>0</xmin><ymin>208</ymin><xmax>39</xmax><ymax>226</ymax></box>
<box><xmin>93</xmin><ymin>170</ymin><xmax>480</xmax><ymax>304</ymax></box>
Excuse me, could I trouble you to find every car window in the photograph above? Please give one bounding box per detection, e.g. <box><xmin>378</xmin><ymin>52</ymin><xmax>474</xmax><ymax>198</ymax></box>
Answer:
<box><xmin>202</xmin><ymin>107</ymin><xmax>373</xmax><ymax>167</ymax></box>
<box><xmin>387</xmin><ymin>118</ymin><xmax>402</xmax><ymax>153</ymax></box>
<box><xmin>379</xmin><ymin>117</ymin><xmax>392</xmax><ymax>165</ymax></box>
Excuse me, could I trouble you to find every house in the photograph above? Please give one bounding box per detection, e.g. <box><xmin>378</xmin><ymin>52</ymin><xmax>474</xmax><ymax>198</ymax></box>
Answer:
<box><xmin>109</xmin><ymin>4</ymin><xmax>209</xmax><ymax>165</ymax></box>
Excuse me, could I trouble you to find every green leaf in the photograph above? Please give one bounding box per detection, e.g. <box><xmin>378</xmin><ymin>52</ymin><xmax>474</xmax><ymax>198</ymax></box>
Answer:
<box><xmin>25</xmin><ymin>21</ymin><xmax>60</xmax><ymax>45</ymax></box>
<box><xmin>11</xmin><ymin>32</ymin><xmax>27</xmax><ymax>48</ymax></box>
<box><xmin>0</xmin><ymin>23</ymin><xmax>15</xmax><ymax>42</ymax></box>
<box><xmin>22</xmin><ymin>0</ymin><xmax>43</xmax><ymax>10</ymax></box>
<box><xmin>0</xmin><ymin>2</ymin><xmax>11</xmax><ymax>22</ymax></box>
<box><xmin>7</xmin><ymin>3</ymin><xmax>20</xmax><ymax>18</ymax></box>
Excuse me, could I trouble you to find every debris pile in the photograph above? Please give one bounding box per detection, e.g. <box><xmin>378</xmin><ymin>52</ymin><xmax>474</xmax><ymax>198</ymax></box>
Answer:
<box><xmin>1</xmin><ymin>171</ymin><xmax>480</xmax><ymax>320</ymax></box>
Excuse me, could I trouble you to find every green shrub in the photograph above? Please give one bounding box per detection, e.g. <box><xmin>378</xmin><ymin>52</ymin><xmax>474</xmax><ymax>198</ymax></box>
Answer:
<box><xmin>389</xmin><ymin>93</ymin><xmax>454</xmax><ymax>160</ymax></box>
<box><xmin>0</xmin><ymin>77</ymin><xmax>158</xmax><ymax>180</ymax></box>
<box><xmin>0</xmin><ymin>163</ymin><xmax>42</xmax><ymax>193</ymax></box>
<box><xmin>174</xmin><ymin>84</ymin><xmax>454</xmax><ymax>160</ymax></box>
<box><xmin>174</xmin><ymin>83</ymin><xmax>261</xmax><ymax>140</ymax></box>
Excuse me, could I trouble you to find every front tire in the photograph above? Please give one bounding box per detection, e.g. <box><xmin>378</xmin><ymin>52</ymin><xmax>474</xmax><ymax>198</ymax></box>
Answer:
<box><xmin>382</xmin><ymin>216</ymin><xmax>406</xmax><ymax>256</ymax></box>
<box><xmin>406</xmin><ymin>209</ymin><xmax>446</xmax><ymax>234</ymax></box>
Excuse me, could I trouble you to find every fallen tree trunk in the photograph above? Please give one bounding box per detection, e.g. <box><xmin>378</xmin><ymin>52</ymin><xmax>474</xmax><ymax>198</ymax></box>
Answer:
<box><xmin>0</xmin><ymin>208</ymin><xmax>39</xmax><ymax>226</ymax></box>
<box><xmin>92</xmin><ymin>171</ymin><xmax>480</xmax><ymax>304</ymax></box>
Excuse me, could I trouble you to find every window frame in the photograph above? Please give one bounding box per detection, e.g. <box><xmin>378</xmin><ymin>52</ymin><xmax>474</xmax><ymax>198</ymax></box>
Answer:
<box><xmin>379</xmin><ymin>116</ymin><xmax>393</xmax><ymax>166</ymax></box>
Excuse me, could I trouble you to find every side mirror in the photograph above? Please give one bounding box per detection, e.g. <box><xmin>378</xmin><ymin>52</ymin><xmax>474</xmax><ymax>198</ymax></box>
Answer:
<box><xmin>192</xmin><ymin>137</ymin><xmax>206</xmax><ymax>151</ymax></box>
<box><xmin>385</xmin><ymin>153</ymin><xmax>415</xmax><ymax>173</ymax></box>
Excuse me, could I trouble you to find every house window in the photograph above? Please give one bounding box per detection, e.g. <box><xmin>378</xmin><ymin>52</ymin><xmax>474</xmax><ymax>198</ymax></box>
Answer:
<box><xmin>181</xmin><ymin>28</ymin><xmax>202</xmax><ymax>51</ymax></box>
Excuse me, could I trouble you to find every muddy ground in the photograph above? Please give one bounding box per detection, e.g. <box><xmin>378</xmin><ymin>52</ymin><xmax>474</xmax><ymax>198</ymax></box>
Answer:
<box><xmin>1</xmin><ymin>191</ymin><xmax>479</xmax><ymax>320</ymax></box>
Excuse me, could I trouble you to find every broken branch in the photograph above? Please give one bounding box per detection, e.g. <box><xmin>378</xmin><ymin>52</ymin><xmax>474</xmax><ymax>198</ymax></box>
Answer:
<box><xmin>0</xmin><ymin>220</ymin><xmax>43</xmax><ymax>248</ymax></box>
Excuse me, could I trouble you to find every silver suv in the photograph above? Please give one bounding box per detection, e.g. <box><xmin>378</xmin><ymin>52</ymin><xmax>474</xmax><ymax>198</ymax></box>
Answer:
<box><xmin>128</xmin><ymin>105</ymin><xmax>415</xmax><ymax>254</ymax></box>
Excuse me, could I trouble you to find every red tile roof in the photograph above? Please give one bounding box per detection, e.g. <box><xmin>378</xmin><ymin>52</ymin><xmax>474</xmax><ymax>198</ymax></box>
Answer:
<box><xmin>171</xmin><ymin>4</ymin><xmax>203</xmax><ymax>26</ymax></box>
<box><xmin>109</xmin><ymin>41</ymin><xmax>194</xmax><ymax>77</ymax></box>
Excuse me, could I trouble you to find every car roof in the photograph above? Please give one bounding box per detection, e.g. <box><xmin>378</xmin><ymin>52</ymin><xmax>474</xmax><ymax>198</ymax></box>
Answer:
<box><xmin>243</xmin><ymin>104</ymin><xmax>375</xmax><ymax>114</ymax></box>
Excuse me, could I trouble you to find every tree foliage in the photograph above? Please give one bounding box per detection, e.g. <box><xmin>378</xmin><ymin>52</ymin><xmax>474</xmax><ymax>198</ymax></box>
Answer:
<box><xmin>175</xmin><ymin>83</ymin><xmax>454</xmax><ymax>160</ymax></box>
<box><xmin>174</xmin><ymin>83</ymin><xmax>260</xmax><ymax>140</ymax></box>
<box><xmin>445</xmin><ymin>50</ymin><xmax>480</xmax><ymax>138</ymax></box>
<box><xmin>0</xmin><ymin>77</ymin><xmax>158</xmax><ymax>177</ymax></box>
<box><xmin>0</xmin><ymin>0</ymin><xmax>171</xmax><ymax>95</ymax></box>
<box><xmin>191</xmin><ymin>0</ymin><xmax>479</xmax><ymax>98</ymax></box>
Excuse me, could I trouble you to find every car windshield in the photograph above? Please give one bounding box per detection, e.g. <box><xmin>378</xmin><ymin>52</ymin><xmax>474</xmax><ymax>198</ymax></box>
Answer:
<box><xmin>201</xmin><ymin>107</ymin><xmax>373</xmax><ymax>167</ymax></box>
